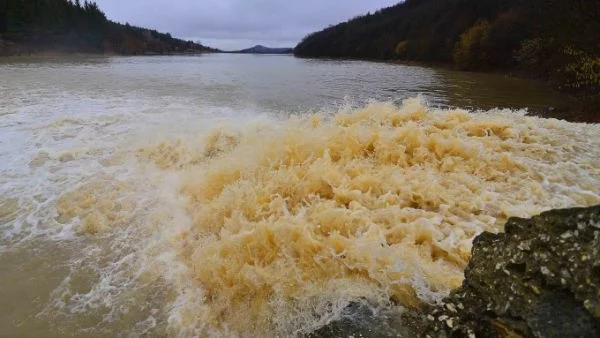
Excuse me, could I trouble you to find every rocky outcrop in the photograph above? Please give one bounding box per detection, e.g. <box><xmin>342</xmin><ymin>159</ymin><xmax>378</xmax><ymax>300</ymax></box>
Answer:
<box><xmin>307</xmin><ymin>302</ymin><xmax>422</xmax><ymax>337</ymax></box>
<box><xmin>424</xmin><ymin>205</ymin><xmax>600</xmax><ymax>337</ymax></box>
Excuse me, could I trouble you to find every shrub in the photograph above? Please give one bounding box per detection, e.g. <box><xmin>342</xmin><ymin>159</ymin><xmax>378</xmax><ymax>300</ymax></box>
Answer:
<box><xmin>560</xmin><ymin>47</ymin><xmax>600</xmax><ymax>92</ymax></box>
<box><xmin>394</xmin><ymin>40</ymin><xmax>407</xmax><ymax>58</ymax></box>
<box><xmin>453</xmin><ymin>20</ymin><xmax>492</xmax><ymax>70</ymax></box>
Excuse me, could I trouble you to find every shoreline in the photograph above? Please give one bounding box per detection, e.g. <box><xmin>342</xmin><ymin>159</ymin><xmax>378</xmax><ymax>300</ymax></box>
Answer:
<box><xmin>0</xmin><ymin>50</ymin><xmax>219</xmax><ymax>58</ymax></box>
<box><xmin>0</xmin><ymin>39</ymin><xmax>219</xmax><ymax>58</ymax></box>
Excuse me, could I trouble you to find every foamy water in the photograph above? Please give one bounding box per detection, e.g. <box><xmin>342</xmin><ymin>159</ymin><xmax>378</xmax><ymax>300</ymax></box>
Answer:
<box><xmin>0</xmin><ymin>55</ymin><xmax>598</xmax><ymax>337</ymax></box>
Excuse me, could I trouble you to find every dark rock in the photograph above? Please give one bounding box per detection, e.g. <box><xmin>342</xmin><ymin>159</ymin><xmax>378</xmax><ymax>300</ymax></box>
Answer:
<box><xmin>307</xmin><ymin>301</ymin><xmax>423</xmax><ymax>338</ymax></box>
<box><xmin>423</xmin><ymin>205</ymin><xmax>600</xmax><ymax>338</ymax></box>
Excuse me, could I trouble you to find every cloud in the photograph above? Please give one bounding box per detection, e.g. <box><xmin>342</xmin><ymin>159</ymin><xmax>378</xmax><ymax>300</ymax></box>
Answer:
<box><xmin>93</xmin><ymin>0</ymin><xmax>399</xmax><ymax>50</ymax></box>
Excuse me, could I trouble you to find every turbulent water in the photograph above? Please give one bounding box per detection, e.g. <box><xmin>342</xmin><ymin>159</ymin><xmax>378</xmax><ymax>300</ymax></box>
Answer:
<box><xmin>1</xmin><ymin>54</ymin><xmax>599</xmax><ymax>337</ymax></box>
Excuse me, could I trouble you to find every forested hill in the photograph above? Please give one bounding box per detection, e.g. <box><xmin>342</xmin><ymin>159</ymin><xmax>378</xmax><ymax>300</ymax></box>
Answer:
<box><xmin>0</xmin><ymin>0</ymin><xmax>218</xmax><ymax>55</ymax></box>
<box><xmin>295</xmin><ymin>0</ymin><xmax>599</xmax><ymax>101</ymax></box>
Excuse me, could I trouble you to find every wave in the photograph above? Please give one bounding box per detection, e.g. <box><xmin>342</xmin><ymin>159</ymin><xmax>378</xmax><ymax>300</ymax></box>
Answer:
<box><xmin>25</xmin><ymin>98</ymin><xmax>600</xmax><ymax>336</ymax></box>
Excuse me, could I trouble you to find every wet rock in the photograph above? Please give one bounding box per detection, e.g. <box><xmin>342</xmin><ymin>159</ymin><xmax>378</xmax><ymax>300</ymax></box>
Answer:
<box><xmin>308</xmin><ymin>301</ymin><xmax>422</xmax><ymax>338</ymax></box>
<box><xmin>423</xmin><ymin>205</ymin><xmax>600</xmax><ymax>338</ymax></box>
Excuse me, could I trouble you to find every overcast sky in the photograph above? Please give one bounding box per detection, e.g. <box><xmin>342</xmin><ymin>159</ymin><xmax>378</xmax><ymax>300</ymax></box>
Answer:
<box><xmin>93</xmin><ymin>0</ymin><xmax>399</xmax><ymax>50</ymax></box>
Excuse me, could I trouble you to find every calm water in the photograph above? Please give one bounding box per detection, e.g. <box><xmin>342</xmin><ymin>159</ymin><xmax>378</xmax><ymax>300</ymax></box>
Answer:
<box><xmin>1</xmin><ymin>54</ymin><xmax>598</xmax><ymax>337</ymax></box>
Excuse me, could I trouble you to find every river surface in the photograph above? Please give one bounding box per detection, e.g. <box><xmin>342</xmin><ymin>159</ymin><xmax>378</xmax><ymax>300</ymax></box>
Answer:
<box><xmin>1</xmin><ymin>54</ymin><xmax>599</xmax><ymax>337</ymax></box>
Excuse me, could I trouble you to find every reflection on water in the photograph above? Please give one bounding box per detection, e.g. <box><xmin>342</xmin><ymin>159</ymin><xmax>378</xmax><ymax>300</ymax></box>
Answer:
<box><xmin>0</xmin><ymin>54</ymin><xmax>574</xmax><ymax>115</ymax></box>
<box><xmin>432</xmin><ymin>68</ymin><xmax>578</xmax><ymax>118</ymax></box>
<box><xmin>0</xmin><ymin>54</ymin><xmax>595</xmax><ymax>336</ymax></box>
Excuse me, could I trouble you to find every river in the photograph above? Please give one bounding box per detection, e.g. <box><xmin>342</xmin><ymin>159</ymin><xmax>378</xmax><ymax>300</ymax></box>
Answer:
<box><xmin>1</xmin><ymin>54</ymin><xmax>598</xmax><ymax>337</ymax></box>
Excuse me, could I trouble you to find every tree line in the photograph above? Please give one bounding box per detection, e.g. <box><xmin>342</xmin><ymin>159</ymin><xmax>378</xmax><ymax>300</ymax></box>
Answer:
<box><xmin>295</xmin><ymin>0</ymin><xmax>599</xmax><ymax>110</ymax></box>
<box><xmin>0</xmin><ymin>0</ymin><xmax>217</xmax><ymax>55</ymax></box>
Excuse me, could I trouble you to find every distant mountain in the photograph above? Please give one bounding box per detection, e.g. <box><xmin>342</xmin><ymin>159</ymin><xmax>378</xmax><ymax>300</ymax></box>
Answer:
<box><xmin>231</xmin><ymin>45</ymin><xmax>293</xmax><ymax>54</ymax></box>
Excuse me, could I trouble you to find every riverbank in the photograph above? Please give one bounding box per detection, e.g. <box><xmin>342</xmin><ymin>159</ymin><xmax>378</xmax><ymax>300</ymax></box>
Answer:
<box><xmin>0</xmin><ymin>40</ymin><xmax>217</xmax><ymax>57</ymax></box>
<box><xmin>0</xmin><ymin>49</ymin><xmax>217</xmax><ymax>57</ymax></box>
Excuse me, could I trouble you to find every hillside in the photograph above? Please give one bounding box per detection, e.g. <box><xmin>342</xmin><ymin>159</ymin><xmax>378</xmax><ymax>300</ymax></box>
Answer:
<box><xmin>0</xmin><ymin>0</ymin><xmax>218</xmax><ymax>55</ymax></box>
<box><xmin>295</xmin><ymin>0</ymin><xmax>599</xmax><ymax>106</ymax></box>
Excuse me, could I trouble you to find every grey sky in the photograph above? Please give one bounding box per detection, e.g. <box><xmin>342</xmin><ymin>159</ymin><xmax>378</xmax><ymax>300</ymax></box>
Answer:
<box><xmin>93</xmin><ymin>0</ymin><xmax>399</xmax><ymax>50</ymax></box>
